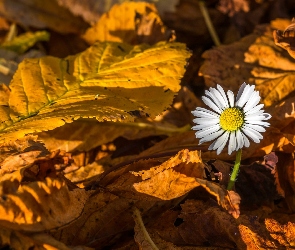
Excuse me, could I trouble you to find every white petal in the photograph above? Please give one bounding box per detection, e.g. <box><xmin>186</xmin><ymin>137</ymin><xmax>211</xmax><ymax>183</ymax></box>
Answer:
<box><xmin>245</xmin><ymin>113</ymin><xmax>270</xmax><ymax>120</ymax></box>
<box><xmin>236</xmin><ymin>85</ymin><xmax>255</xmax><ymax>108</ymax></box>
<box><xmin>216</xmin><ymin>132</ymin><xmax>230</xmax><ymax>155</ymax></box>
<box><xmin>241</xmin><ymin>127</ymin><xmax>262</xmax><ymax>143</ymax></box>
<box><xmin>227</xmin><ymin>90</ymin><xmax>235</xmax><ymax>107</ymax></box>
<box><xmin>192</xmin><ymin>123</ymin><xmax>220</xmax><ymax>130</ymax></box>
<box><xmin>236</xmin><ymin>82</ymin><xmax>246</xmax><ymax>101</ymax></box>
<box><xmin>228</xmin><ymin>132</ymin><xmax>237</xmax><ymax>155</ymax></box>
<box><xmin>236</xmin><ymin>130</ymin><xmax>244</xmax><ymax>149</ymax></box>
<box><xmin>243</xmin><ymin>123</ymin><xmax>265</xmax><ymax>132</ymax></box>
<box><xmin>212</xmin><ymin>132</ymin><xmax>229</xmax><ymax>150</ymax></box>
<box><xmin>245</xmin><ymin>110</ymin><xmax>264</xmax><ymax>118</ymax></box>
<box><xmin>202</xmin><ymin>96</ymin><xmax>222</xmax><ymax>114</ymax></box>
<box><xmin>205</xmin><ymin>90</ymin><xmax>225</xmax><ymax>111</ymax></box>
<box><xmin>217</xmin><ymin>85</ymin><xmax>230</xmax><ymax>108</ymax></box>
<box><xmin>263</xmin><ymin>113</ymin><xmax>271</xmax><ymax>120</ymax></box>
<box><xmin>192</xmin><ymin>110</ymin><xmax>219</xmax><ymax>118</ymax></box>
<box><xmin>243</xmin><ymin>91</ymin><xmax>261</xmax><ymax>113</ymax></box>
<box><xmin>195</xmin><ymin>125</ymin><xmax>221</xmax><ymax>138</ymax></box>
<box><xmin>244</xmin><ymin>104</ymin><xmax>264</xmax><ymax>115</ymax></box>
<box><xmin>241</xmin><ymin>132</ymin><xmax>250</xmax><ymax>147</ymax></box>
<box><xmin>193</xmin><ymin>107</ymin><xmax>220</xmax><ymax>117</ymax></box>
<box><xmin>199</xmin><ymin>130</ymin><xmax>224</xmax><ymax>144</ymax></box>
<box><xmin>208</xmin><ymin>88</ymin><xmax>227</xmax><ymax>110</ymax></box>
<box><xmin>245</xmin><ymin>120</ymin><xmax>270</xmax><ymax>127</ymax></box>
<box><xmin>193</xmin><ymin>117</ymin><xmax>219</xmax><ymax>125</ymax></box>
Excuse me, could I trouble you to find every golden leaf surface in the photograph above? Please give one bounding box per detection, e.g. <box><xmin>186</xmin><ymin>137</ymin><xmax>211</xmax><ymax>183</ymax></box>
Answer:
<box><xmin>0</xmin><ymin>177</ymin><xmax>89</xmax><ymax>232</ymax></box>
<box><xmin>0</xmin><ymin>41</ymin><xmax>191</xmax><ymax>144</ymax></box>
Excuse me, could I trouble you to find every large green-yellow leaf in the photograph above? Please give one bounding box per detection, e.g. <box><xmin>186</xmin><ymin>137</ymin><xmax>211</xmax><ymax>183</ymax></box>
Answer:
<box><xmin>0</xmin><ymin>41</ymin><xmax>191</xmax><ymax>144</ymax></box>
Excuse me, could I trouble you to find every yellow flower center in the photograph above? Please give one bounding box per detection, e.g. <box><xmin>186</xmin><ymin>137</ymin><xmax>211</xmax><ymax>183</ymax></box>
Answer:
<box><xmin>219</xmin><ymin>107</ymin><xmax>244</xmax><ymax>131</ymax></box>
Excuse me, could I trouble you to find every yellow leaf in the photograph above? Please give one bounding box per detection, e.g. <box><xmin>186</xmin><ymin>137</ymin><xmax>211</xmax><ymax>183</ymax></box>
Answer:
<box><xmin>0</xmin><ymin>41</ymin><xmax>191</xmax><ymax>144</ymax></box>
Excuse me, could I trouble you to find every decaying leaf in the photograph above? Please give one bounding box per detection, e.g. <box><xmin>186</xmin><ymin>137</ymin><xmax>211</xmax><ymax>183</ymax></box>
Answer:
<box><xmin>199</xmin><ymin>18</ymin><xmax>295</xmax><ymax>107</ymax></box>
<box><xmin>37</xmin><ymin>119</ymin><xmax>190</xmax><ymax>153</ymax></box>
<box><xmin>273</xmin><ymin>18</ymin><xmax>295</xmax><ymax>59</ymax></box>
<box><xmin>0</xmin><ymin>177</ymin><xmax>89</xmax><ymax>232</ymax></box>
<box><xmin>0</xmin><ymin>0</ymin><xmax>89</xmax><ymax>33</ymax></box>
<box><xmin>131</xmin><ymin>149</ymin><xmax>205</xmax><ymax>200</ymax></box>
<box><xmin>0</xmin><ymin>41</ymin><xmax>191</xmax><ymax>144</ymax></box>
<box><xmin>83</xmin><ymin>2</ymin><xmax>171</xmax><ymax>45</ymax></box>
<box><xmin>217</xmin><ymin>0</ymin><xmax>250</xmax><ymax>17</ymax></box>
<box><xmin>177</xmin><ymin>200</ymin><xmax>243</xmax><ymax>248</ymax></box>
<box><xmin>265</xmin><ymin>218</ymin><xmax>295</xmax><ymax>246</ymax></box>
<box><xmin>196</xmin><ymin>179</ymin><xmax>241</xmax><ymax>218</ymax></box>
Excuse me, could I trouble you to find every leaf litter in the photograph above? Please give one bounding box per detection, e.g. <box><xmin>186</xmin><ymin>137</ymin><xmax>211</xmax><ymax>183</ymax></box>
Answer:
<box><xmin>0</xmin><ymin>1</ymin><xmax>295</xmax><ymax>249</ymax></box>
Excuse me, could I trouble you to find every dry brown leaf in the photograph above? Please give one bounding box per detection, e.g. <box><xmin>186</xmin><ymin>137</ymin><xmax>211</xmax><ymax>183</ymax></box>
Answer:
<box><xmin>49</xmin><ymin>190</ymin><xmax>182</xmax><ymax>248</ymax></box>
<box><xmin>238</xmin><ymin>224</ymin><xmax>278</xmax><ymax>249</ymax></box>
<box><xmin>37</xmin><ymin>119</ymin><xmax>190</xmax><ymax>153</ymax></box>
<box><xmin>196</xmin><ymin>178</ymin><xmax>241</xmax><ymax>218</ymax></box>
<box><xmin>131</xmin><ymin>149</ymin><xmax>205</xmax><ymax>200</ymax></box>
<box><xmin>0</xmin><ymin>0</ymin><xmax>88</xmax><ymax>33</ymax></box>
<box><xmin>83</xmin><ymin>2</ymin><xmax>171</xmax><ymax>45</ymax></box>
<box><xmin>0</xmin><ymin>177</ymin><xmax>89</xmax><ymax>232</ymax></box>
<box><xmin>56</xmin><ymin>0</ymin><xmax>101</xmax><ymax>24</ymax></box>
<box><xmin>275</xmin><ymin>152</ymin><xmax>295</xmax><ymax>212</ymax></box>
<box><xmin>178</xmin><ymin>199</ymin><xmax>245</xmax><ymax>248</ymax></box>
<box><xmin>199</xmin><ymin>19</ymin><xmax>295</xmax><ymax>107</ymax></box>
<box><xmin>265</xmin><ymin>218</ymin><xmax>295</xmax><ymax>246</ymax></box>
<box><xmin>0</xmin><ymin>227</ymin><xmax>73</xmax><ymax>250</ymax></box>
<box><xmin>273</xmin><ymin>18</ymin><xmax>295</xmax><ymax>59</ymax></box>
<box><xmin>218</xmin><ymin>0</ymin><xmax>250</xmax><ymax>17</ymax></box>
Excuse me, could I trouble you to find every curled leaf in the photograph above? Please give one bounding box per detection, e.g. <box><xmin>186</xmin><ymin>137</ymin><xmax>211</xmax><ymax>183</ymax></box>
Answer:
<box><xmin>131</xmin><ymin>149</ymin><xmax>205</xmax><ymax>200</ymax></box>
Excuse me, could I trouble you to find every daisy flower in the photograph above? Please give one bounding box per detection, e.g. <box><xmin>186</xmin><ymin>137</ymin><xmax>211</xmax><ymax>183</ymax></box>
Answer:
<box><xmin>191</xmin><ymin>83</ymin><xmax>271</xmax><ymax>155</ymax></box>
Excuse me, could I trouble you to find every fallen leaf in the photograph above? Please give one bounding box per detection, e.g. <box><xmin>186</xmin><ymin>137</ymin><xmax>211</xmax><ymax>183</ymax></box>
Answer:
<box><xmin>217</xmin><ymin>0</ymin><xmax>250</xmax><ymax>17</ymax></box>
<box><xmin>83</xmin><ymin>2</ymin><xmax>171</xmax><ymax>45</ymax></box>
<box><xmin>196</xmin><ymin>178</ymin><xmax>241</xmax><ymax>218</ymax></box>
<box><xmin>199</xmin><ymin>19</ymin><xmax>295</xmax><ymax>107</ymax></box>
<box><xmin>37</xmin><ymin>119</ymin><xmax>190</xmax><ymax>153</ymax></box>
<box><xmin>265</xmin><ymin>218</ymin><xmax>295</xmax><ymax>246</ymax></box>
<box><xmin>178</xmin><ymin>199</ymin><xmax>245</xmax><ymax>248</ymax></box>
<box><xmin>0</xmin><ymin>0</ymin><xmax>89</xmax><ymax>33</ymax></box>
<box><xmin>131</xmin><ymin>149</ymin><xmax>205</xmax><ymax>200</ymax></box>
<box><xmin>49</xmin><ymin>190</ymin><xmax>182</xmax><ymax>248</ymax></box>
<box><xmin>273</xmin><ymin>18</ymin><xmax>295</xmax><ymax>59</ymax></box>
<box><xmin>0</xmin><ymin>177</ymin><xmax>89</xmax><ymax>232</ymax></box>
<box><xmin>0</xmin><ymin>41</ymin><xmax>191</xmax><ymax>144</ymax></box>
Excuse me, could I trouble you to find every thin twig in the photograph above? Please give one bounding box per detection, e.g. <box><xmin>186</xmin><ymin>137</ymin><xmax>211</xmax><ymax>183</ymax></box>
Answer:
<box><xmin>133</xmin><ymin>207</ymin><xmax>159</xmax><ymax>250</ymax></box>
<box><xmin>198</xmin><ymin>0</ymin><xmax>221</xmax><ymax>46</ymax></box>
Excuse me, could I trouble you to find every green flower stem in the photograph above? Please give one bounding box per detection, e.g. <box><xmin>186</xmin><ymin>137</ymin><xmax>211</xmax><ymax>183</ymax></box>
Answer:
<box><xmin>227</xmin><ymin>149</ymin><xmax>242</xmax><ymax>190</ymax></box>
